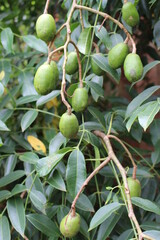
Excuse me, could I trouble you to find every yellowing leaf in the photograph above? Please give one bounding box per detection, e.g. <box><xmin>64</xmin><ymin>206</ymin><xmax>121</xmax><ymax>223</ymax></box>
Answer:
<box><xmin>46</xmin><ymin>97</ymin><xmax>59</xmax><ymax>109</ymax></box>
<box><xmin>0</xmin><ymin>71</ymin><xmax>5</xmax><ymax>81</ymax></box>
<box><xmin>27</xmin><ymin>136</ymin><xmax>46</xmax><ymax>154</ymax></box>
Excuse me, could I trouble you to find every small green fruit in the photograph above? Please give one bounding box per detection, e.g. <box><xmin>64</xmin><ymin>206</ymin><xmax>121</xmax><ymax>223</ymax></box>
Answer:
<box><xmin>122</xmin><ymin>177</ymin><xmax>141</xmax><ymax>199</ymax></box>
<box><xmin>124</xmin><ymin>53</ymin><xmax>143</xmax><ymax>82</ymax></box>
<box><xmin>91</xmin><ymin>53</ymin><xmax>105</xmax><ymax>76</ymax></box>
<box><xmin>108</xmin><ymin>43</ymin><xmax>129</xmax><ymax>69</ymax></box>
<box><xmin>72</xmin><ymin>88</ymin><xmax>88</xmax><ymax>112</ymax></box>
<box><xmin>66</xmin><ymin>52</ymin><xmax>78</xmax><ymax>75</ymax></box>
<box><xmin>122</xmin><ymin>2</ymin><xmax>139</xmax><ymax>27</ymax></box>
<box><xmin>36</xmin><ymin>14</ymin><xmax>56</xmax><ymax>43</ymax></box>
<box><xmin>60</xmin><ymin>213</ymin><xmax>81</xmax><ymax>238</ymax></box>
<box><xmin>34</xmin><ymin>61</ymin><xmax>59</xmax><ymax>95</ymax></box>
<box><xmin>59</xmin><ymin>112</ymin><xmax>79</xmax><ymax>138</ymax></box>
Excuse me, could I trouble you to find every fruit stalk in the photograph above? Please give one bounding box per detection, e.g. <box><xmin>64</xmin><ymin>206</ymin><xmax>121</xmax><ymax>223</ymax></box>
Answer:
<box><xmin>108</xmin><ymin>134</ymin><xmax>137</xmax><ymax>179</ymax></box>
<box><xmin>75</xmin><ymin>4</ymin><xmax>136</xmax><ymax>53</ymax></box>
<box><xmin>80</xmin><ymin>0</ymin><xmax>84</xmax><ymax>30</ymax></box>
<box><xmin>44</xmin><ymin>0</ymin><xmax>50</xmax><ymax>14</ymax></box>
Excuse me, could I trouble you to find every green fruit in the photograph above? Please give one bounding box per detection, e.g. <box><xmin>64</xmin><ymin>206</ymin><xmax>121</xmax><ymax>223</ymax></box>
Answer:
<box><xmin>108</xmin><ymin>43</ymin><xmax>129</xmax><ymax>69</ymax></box>
<box><xmin>59</xmin><ymin>112</ymin><xmax>79</xmax><ymax>138</ymax></box>
<box><xmin>72</xmin><ymin>88</ymin><xmax>88</xmax><ymax>112</ymax></box>
<box><xmin>122</xmin><ymin>2</ymin><xmax>139</xmax><ymax>27</ymax></box>
<box><xmin>122</xmin><ymin>177</ymin><xmax>141</xmax><ymax>199</ymax></box>
<box><xmin>91</xmin><ymin>53</ymin><xmax>105</xmax><ymax>76</ymax></box>
<box><xmin>66</xmin><ymin>52</ymin><xmax>78</xmax><ymax>75</ymax></box>
<box><xmin>124</xmin><ymin>53</ymin><xmax>143</xmax><ymax>82</ymax></box>
<box><xmin>60</xmin><ymin>213</ymin><xmax>81</xmax><ymax>238</ymax></box>
<box><xmin>36</xmin><ymin>14</ymin><xmax>56</xmax><ymax>43</ymax></box>
<box><xmin>34</xmin><ymin>61</ymin><xmax>59</xmax><ymax>95</ymax></box>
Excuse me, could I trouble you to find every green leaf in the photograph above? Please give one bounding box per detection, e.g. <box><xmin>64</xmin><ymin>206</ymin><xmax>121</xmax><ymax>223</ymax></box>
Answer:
<box><xmin>117</xmin><ymin>229</ymin><xmax>134</xmax><ymax>240</ymax></box>
<box><xmin>125</xmin><ymin>86</ymin><xmax>160</xmax><ymax>119</ymax></box>
<box><xmin>67</xmin><ymin>193</ymin><xmax>94</xmax><ymax>212</ymax></box>
<box><xmin>86</xmin><ymin>81</ymin><xmax>104</xmax><ymax>97</ymax></box>
<box><xmin>89</xmin><ymin>202</ymin><xmax>122</xmax><ymax>231</ymax></box>
<box><xmin>30</xmin><ymin>190</ymin><xmax>47</xmax><ymax>214</ymax></box>
<box><xmin>0</xmin><ymin>82</ymin><xmax>4</xmax><ymax>96</ymax></box>
<box><xmin>77</xmin><ymin>28</ymin><xmax>92</xmax><ymax>54</ymax></box>
<box><xmin>90</xmin><ymin>76</ymin><xmax>103</xmax><ymax>102</ymax></box>
<box><xmin>141</xmin><ymin>221</ymin><xmax>160</xmax><ymax>231</ymax></box>
<box><xmin>0</xmin><ymin>119</ymin><xmax>10</xmax><ymax>131</ymax></box>
<box><xmin>143</xmin><ymin>230</ymin><xmax>160</xmax><ymax>240</ymax></box>
<box><xmin>153</xmin><ymin>20</ymin><xmax>160</xmax><ymax>49</ymax></box>
<box><xmin>16</xmin><ymin>95</ymin><xmax>40</xmax><ymax>106</ymax></box>
<box><xmin>47</xmin><ymin>170</ymin><xmax>66</xmax><ymax>192</ymax></box>
<box><xmin>27</xmin><ymin>214</ymin><xmax>60</xmax><ymax>237</ymax></box>
<box><xmin>88</xmin><ymin>106</ymin><xmax>106</xmax><ymax>130</ymax></box>
<box><xmin>0</xmin><ymin>190</ymin><xmax>11</xmax><ymax>202</ymax></box>
<box><xmin>66</xmin><ymin>150</ymin><xmax>86</xmax><ymax>197</ymax></box>
<box><xmin>0</xmin><ymin>216</ymin><xmax>11</xmax><ymax>240</ymax></box>
<box><xmin>127</xmin><ymin>167</ymin><xmax>153</xmax><ymax>178</ymax></box>
<box><xmin>97</xmin><ymin>208</ymin><xmax>123</xmax><ymax>240</ymax></box>
<box><xmin>11</xmin><ymin>184</ymin><xmax>27</xmax><ymax>196</ymax></box>
<box><xmin>91</xmin><ymin>54</ymin><xmax>120</xmax><ymax>83</ymax></box>
<box><xmin>19</xmin><ymin>152</ymin><xmax>39</xmax><ymax>164</ymax></box>
<box><xmin>18</xmin><ymin>71</ymin><xmax>37</xmax><ymax>96</ymax></box>
<box><xmin>138</xmin><ymin>101</ymin><xmax>160</xmax><ymax>131</ymax></box>
<box><xmin>0</xmin><ymin>170</ymin><xmax>26</xmax><ymax>188</ymax></box>
<box><xmin>79</xmin><ymin>121</ymin><xmax>104</xmax><ymax>131</ymax></box>
<box><xmin>7</xmin><ymin>197</ymin><xmax>26</xmax><ymax>237</ymax></box>
<box><xmin>110</xmin><ymin>33</ymin><xmax>123</xmax><ymax>48</ymax></box>
<box><xmin>36</xmin><ymin>90</ymin><xmax>60</xmax><ymax>107</ymax></box>
<box><xmin>95</xmin><ymin>25</ymin><xmax>112</xmax><ymax>49</ymax></box>
<box><xmin>23</xmin><ymin>35</ymin><xmax>48</xmax><ymax>53</ymax></box>
<box><xmin>1</xmin><ymin>28</ymin><xmax>14</xmax><ymax>54</ymax></box>
<box><xmin>49</xmin><ymin>132</ymin><xmax>66</xmax><ymax>155</ymax></box>
<box><xmin>132</xmin><ymin>197</ymin><xmax>160</xmax><ymax>215</ymax></box>
<box><xmin>21</xmin><ymin>110</ymin><xmax>38</xmax><ymax>132</ymax></box>
<box><xmin>36</xmin><ymin>148</ymin><xmax>72</xmax><ymax>177</ymax></box>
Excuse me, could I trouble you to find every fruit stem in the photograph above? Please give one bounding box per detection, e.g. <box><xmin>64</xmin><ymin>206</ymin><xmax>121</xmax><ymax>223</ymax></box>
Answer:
<box><xmin>43</xmin><ymin>0</ymin><xmax>50</xmax><ymax>14</ymax></box>
<box><xmin>107</xmin><ymin>134</ymin><xmax>137</xmax><ymax>179</ymax></box>
<box><xmin>75</xmin><ymin>4</ymin><xmax>136</xmax><ymax>54</ymax></box>
<box><xmin>69</xmin><ymin>40</ymin><xmax>83</xmax><ymax>88</ymax></box>
<box><xmin>124</xmin><ymin>0</ymin><xmax>128</xmax><ymax>3</ymax></box>
<box><xmin>93</xmin><ymin>42</ymin><xmax>100</xmax><ymax>53</ymax></box>
<box><xmin>80</xmin><ymin>0</ymin><xmax>84</xmax><ymax>30</ymax></box>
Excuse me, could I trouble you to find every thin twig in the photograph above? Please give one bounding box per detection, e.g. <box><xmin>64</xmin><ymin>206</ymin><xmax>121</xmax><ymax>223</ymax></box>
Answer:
<box><xmin>69</xmin><ymin>40</ymin><xmax>83</xmax><ymax>88</ymax></box>
<box><xmin>80</xmin><ymin>0</ymin><xmax>84</xmax><ymax>30</ymax></box>
<box><xmin>71</xmin><ymin>156</ymin><xmax>111</xmax><ymax>211</ymax></box>
<box><xmin>75</xmin><ymin>4</ymin><xmax>136</xmax><ymax>53</ymax></box>
<box><xmin>44</xmin><ymin>0</ymin><xmax>50</xmax><ymax>14</ymax></box>
<box><xmin>98</xmin><ymin>16</ymin><xmax>108</xmax><ymax>32</ymax></box>
<box><xmin>108</xmin><ymin>134</ymin><xmax>137</xmax><ymax>179</ymax></box>
<box><xmin>92</xmin><ymin>42</ymin><xmax>100</xmax><ymax>53</ymax></box>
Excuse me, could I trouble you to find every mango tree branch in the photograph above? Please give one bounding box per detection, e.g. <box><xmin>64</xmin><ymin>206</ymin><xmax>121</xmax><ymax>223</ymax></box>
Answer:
<box><xmin>108</xmin><ymin>134</ymin><xmax>137</xmax><ymax>179</ymax></box>
<box><xmin>80</xmin><ymin>0</ymin><xmax>84</xmax><ymax>30</ymax></box>
<box><xmin>75</xmin><ymin>4</ymin><xmax>136</xmax><ymax>53</ymax></box>
<box><xmin>71</xmin><ymin>156</ymin><xmax>111</xmax><ymax>214</ymax></box>
<box><xmin>93</xmin><ymin>131</ymin><xmax>154</xmax><ymax>240</ymax></box>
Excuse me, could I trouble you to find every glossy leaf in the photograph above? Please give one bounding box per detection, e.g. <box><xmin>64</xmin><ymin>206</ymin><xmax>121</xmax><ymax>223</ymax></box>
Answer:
<box><xmin>7</xmin><ymin>197</ymin><xmax>26</xmax><ymax>237</ymax></box>
<box><xmin>30</xmin><ymin>190</ymin><xmax>47</xmax><ymax>214</ymax></box>
<box><xmin>47</xmin><ymin>170</ymin><xmax>66</xmax><ymax>192</ymax></box>
<box><xmin>90</xmin><ymin>76</ymin><xmax>103</xmax><ymax>102</ymax></box>
<box><xmin>0</xmin><ymin>216</ymin><xmax>11</xmax><ymax>240</ymax></box>
<box><xmin>88</xmin><ymin>106</ymin><xmax>106</xmax><ymax>130</ymax></box>
<box><xmin>11</xmin><ymin>184</ymin><xmax>27</xmax><ymax>196</ymax></box>
<box><xmin>21</xmin><ymin>110</ymin><xmax>38</xmax><ymax>132</ymax></box>
<box><xmin>143</xmin><ymin>230</ymin><xmax>160</xmax><ymax>240</ymax></box>
<box><xmin>0</xmin><ymin>190</ymin><xmax>11</xmax><ymax>203</ymax></box>
<box><xmin>0</xmin><ymin>119</ymin><xmax>10</xmax><ymax>131</ymax></box>
<box><xmin>19</xmin><ymin>152</ymin><xmax>39</xmax><ymax>164</ymax></box>
<box><xmin>125</xmin><ymin>86</ymin><xmax>160</xmax><ymax>119</ymax></box>
<box><xmin>67</xmin><ymin>193</ymin><xmax>94</xmax><ymax>212</ymax></box>
<box><xmin>132</xmin><ymin>197</ymin><xmax>160</xmax><ymax>215</ymax></box>
<box><xmin>1</xmin><ymin>28</ymin><xmax>14</xmax><ymax>54</ymax></box>
<box><xmin>95</xmin><ymin>25</ymin><xmax>112</xmax><ymax>49</ymax></box>
<box><xmin>0</xmin><ymin>170</ymin><xmax>25</xmax><ymax>188</ymax></box>
<box><xmin>66</xmin><ymin>150</ymin><xmax>86</xmax><ymax>197</ymax></box>
<box><xmin>36</xmin><ymin>90</ymin><xmax>60</xmax><ymax>107</ymax></box>
<box><xmin>77</xmin><ymin>28</ymin><xmax>92</xmax><ymax>54</ymax></box>
<box><xmin>27</xmin><ymin>214</ymin><xmax>60</xmax><ymax>237</ymax></box>
<box><xmin>86</xmin><ymin>81</ymin><xmax>104</xmax><ymax>97</ymax></box>
<box><xmin>0</xmin><ymin>82</ymin><xmax>4</xmax><ymax>96</ymax></box>
<box><xmin>23</xmin><ymin>35</ymin><xmax>48</xmax><ymax>53</ymax></box>
<box><xmin>49</xmin><ymin>132</ymin><xmax>66</xmax><ymax>155</ymax></box>
<box><xmin>16</xmin><ymin>95</ymin><xmax>39</xmax><ymax>106</ymax></box>
<box><xmin>89</xmin><ymin>202</ymin><xmax>122</xmax><ymax>231</ymax></box>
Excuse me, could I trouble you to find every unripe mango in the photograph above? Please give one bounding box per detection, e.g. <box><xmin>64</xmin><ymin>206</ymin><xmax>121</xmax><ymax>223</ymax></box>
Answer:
<box><xmin>72</xmin><ymin>88</ymin><xmax>88</xmax><ymax>112</ymax></box>
<box><xmin>36</xmin><ymin>14</ymin><xmax>56</xmax><ymax>43</ymax></box>
<box><xmin>108</xmin><ymin>43</ymin><xmax>129</xmax><ymax>69</ymax></box>
<box><xmin>91</xmin><ymin>53</ymin><xmax>105</xmax><ymax>76</ymax></box>
<box><xmin>59</xmin><ymin>112</ymin><xmax>79</xmax><ymax>138</ymax></box>
<box><xmin>60</xmin><ymin>213</ymin><xmax>81</xmax><ymax>238</ymax></box>
<box><xmin>66</xmin><ymin>52</ymin><xmax>78</xmax><ymax>75</ymax></box>
<box><xmin>122</xmin><ymin>177</ymin><xmax>141</xmax><ymax>199</ymax></box>
<box><xmin>122</xmin><ymin>2</ymin><xmax>139</xmax><ymax>27</ymax></box>
<box><xmin>124</xmin><ymin>53</ymin><xmax>143</xmax><ymax>82</ymax></box>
